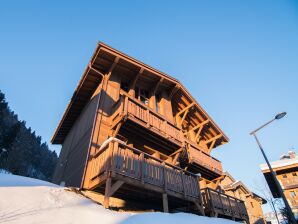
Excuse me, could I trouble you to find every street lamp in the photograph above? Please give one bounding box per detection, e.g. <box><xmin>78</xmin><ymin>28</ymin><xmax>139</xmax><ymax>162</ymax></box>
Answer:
<box><xmin>250</xmin><ymin>112</ymin><xmax>297</xmax><ymax>224</ymax></box>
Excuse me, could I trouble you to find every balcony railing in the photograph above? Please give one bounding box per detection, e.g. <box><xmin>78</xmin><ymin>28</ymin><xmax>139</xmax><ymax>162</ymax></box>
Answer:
<box><xmin>110</xmin><ymin>92</ymin><xmax>223</xmax><ymax>176</ymax></box>
<box><xmin>111</xmin><ymin>92</ymin><xmax>184</xmax><ymax>144</ymax></box>
<box><xmin>201</xmin><ymin>188</ymin><xmax>248</xmax><ymax>221</ymax></box>
<box><xmin>88</xmin><ymin>138</ymin><xmax>201</xmax><ymax>199</ymax></box>
<box><xmin>280</xmin><ymin>177</ymin><xmax>298</xmax><ymax>189</ymax></box>
<box><xmin>188</xmin><ymin>144</ymin><xmax>223</xmax><ymax>175</ymax></box>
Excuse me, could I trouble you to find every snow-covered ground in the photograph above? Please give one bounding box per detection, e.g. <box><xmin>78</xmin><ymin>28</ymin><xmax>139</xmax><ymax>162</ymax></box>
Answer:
<box><xmin>0</xmin><ymin>173</ymin><xmax>237</xmax><ymax>224</ymax></box>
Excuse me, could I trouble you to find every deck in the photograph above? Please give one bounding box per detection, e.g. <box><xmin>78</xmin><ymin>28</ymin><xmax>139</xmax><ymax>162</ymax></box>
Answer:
<box><xmin>85</xmin><ymin>138</ymin><xmax>204</xmax><ymax>213</ymax></box>
<box><xmin>201</xmin><ymin>188</ymin><xmax>249</xmax><ymax>222</ymax></box>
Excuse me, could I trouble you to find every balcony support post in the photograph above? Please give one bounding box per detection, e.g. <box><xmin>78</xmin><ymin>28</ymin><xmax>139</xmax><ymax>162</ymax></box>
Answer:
<box><xmin>104</xmin><ymin>176</ymin><xmax>112</xmax><ymax>208</ymax></box>
<box><xmin>162</xmin><ymin>193</ymin><xmax>169</xmax><ymax>213</ymax></box>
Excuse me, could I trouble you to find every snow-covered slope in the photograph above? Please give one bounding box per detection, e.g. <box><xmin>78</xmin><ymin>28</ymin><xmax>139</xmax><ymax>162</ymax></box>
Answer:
<box><xmin>0</xmin><ymin>174</ymin><xmax>236</xmax><ymax>224</ymax></box>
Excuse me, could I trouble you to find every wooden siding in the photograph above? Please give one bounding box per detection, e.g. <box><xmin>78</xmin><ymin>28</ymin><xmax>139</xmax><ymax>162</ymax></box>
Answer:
<box><xmin>52</xmin><ymin>93</ymin><xmax>99</xmax><ymax>187</ymax></box>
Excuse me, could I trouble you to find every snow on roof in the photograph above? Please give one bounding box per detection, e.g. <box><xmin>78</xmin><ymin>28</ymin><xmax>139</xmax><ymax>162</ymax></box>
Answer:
<box><xmin>260</xmin><ymin>157</ymin><xmax>298</xmax><ymax>171</ymax></box>
<box><xmin>0</xmin><ymin>173</ymin><xmax>237</xmax><ymax>224</ymax></box>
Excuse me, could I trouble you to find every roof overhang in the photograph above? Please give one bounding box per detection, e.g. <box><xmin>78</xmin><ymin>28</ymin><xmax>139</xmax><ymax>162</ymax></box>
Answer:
<box><xmin>52</xmin><ymin>42</ymin><xmax>229</xmax><ymax>145</ymax></box>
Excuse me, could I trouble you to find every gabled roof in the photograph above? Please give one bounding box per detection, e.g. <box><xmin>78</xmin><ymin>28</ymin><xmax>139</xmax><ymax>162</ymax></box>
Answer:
<box><xmin>222</xmin><ymin>172</ymin><xmax>267</xmax><ymax>204</ymax></box>
<box><xmin>52</xmin><ymin>42</ymin><xmax>229</xmax><ymax>145</ymax></box>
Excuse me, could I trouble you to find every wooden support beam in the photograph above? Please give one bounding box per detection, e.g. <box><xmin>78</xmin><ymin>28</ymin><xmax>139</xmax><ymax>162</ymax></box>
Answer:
<box><xmin>162</xmin><ymin>193</ymin><xmax>169</xmax><ymax>213</ymax></box>
<box><xmin>205</xmin><ymin>134</ymin><xmax>223</xmax><ymax>145</ymax></box>
<box><xmin>208</xmin><ymin>140</ymin><xmax>217</xmax><ymax>152</ymax></box>
<box><xmin>194</xmin><ymin>125</ymin><xmax>204</xmax><ymax>143</ymax></box>
<box><xmin>108</xmin><ymin>180</ymin><xmax>124</xmax><ymax>197</ymax></box>
<box><xmin>151</xmin><ymin>78</ymin><xmax>164</xmax><ymax>95</ymax></box>
<box><xmin>128</xmin><ymin>68</ymin><xmax>143</xmax><ymax>97</ymax></box>
<box><xmin>176</xmin><ymin>102</ymin><xmax>195</xmax><ymax>117</ymax></box>
<box><xmin>169</xmin><ymin>148</ymin><xmax>183</xmax><ymax>157</ymax></box>
<box><xmin>179</xmin><ymin>108</ymin><xmax>189</xmax><ymax>127</ymax></box>
<box><xmin>169</xmin><ymin>84</ymin><xmax>180</xmax><ymax>99</ymax></box>
<box><xmin>108</xmin><ymin>57</ymin><xmax>120</xmax><ymax>75</ymax></box>
<box><xmin>112</xmin><ymin>121</ymin><xmax>123</xmax><ymax>137</ymax></box>
<box><xmin>194</xmin><ymin>201</ymin><xmax>205</xmax><ymax>216</ymax></box>
<box><xmin>191</xmin><ymin>119</ymin><xmax>210</xmax><ymax>132</ymax></box>
<box><xmin>104</xmin><ymin>177</ymin><xmax>112</xmax><ymax>208</ymax></box>
<box><xmin>172</xmin><ymin>151</ymin><xmax>181</xmax><ymax>165</ymax></box>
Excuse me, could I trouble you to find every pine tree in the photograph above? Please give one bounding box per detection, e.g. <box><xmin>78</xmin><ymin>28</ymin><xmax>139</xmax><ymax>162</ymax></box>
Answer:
<box><xmin>0</xmin><ymin>89</ymin><xmax>58</xmax><ymax>181</ymax></box>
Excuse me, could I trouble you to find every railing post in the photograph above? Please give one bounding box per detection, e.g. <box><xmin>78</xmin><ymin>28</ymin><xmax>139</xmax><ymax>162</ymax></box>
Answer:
<box><xmin>235</xmin><ymin>199</ymin><xmax>242</xmax><ymax>219</ymax></box>
<box><xmin>111</xmin><ymin>141</ymin><xmax>118</xmax><ymax>177</ymax></box>
<box><xmin>124</xmin><ymin>96</ymin><xmax>128</xmax><ymax>116</ymax></box>
<box><xmin>105</xmin><ymin>141</ymin><xmax>114</xmax><ymax>176</ymax></box>
<box><xmin>207</xmin><ymin>188</ymin><xmax>216</xmax><ymax>217</ymax></box>
<box><xmin>218</xmin><ymin>191</ymin><xmax>225</xmax><ymax>214</ymax></box>
<box><xmin>162</xmin><ymin>162</ymin><xmax>167</xmax><ymax>192</ymax></box>
<box><xmin>146</xmin><ymin>109</ymin><xmax>150</xmax><ymax>127</ymax></box>
<box><xmin>140</xmin><ymin>152</ymin><xmax>145</xmax><ymax>184</ymax></box>
<box><xmin>181</xmin><ymin>171</ymin><xmax>186</xmax><ymax>197</ymax></box>
<box><xmin>227</xmin><ymin>195</ymin><xmax>234</xmax><ymax>218</ymax></box>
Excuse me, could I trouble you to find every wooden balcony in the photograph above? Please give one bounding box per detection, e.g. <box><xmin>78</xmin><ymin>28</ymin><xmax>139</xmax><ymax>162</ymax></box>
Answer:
<box><xmin>86</xmin><ymin>138</ymin><xmax>203</xmax><ymax>212</ymax></box>
<box><xmin>201</xmin><ymin>188</ymin><xmax>249</xmax><ymax>222</ymax></box>
<box><xmin>111</xmin><ymin>92</ymin><xmax>184</xmax><ymax>146</ymax></box>
<box><xmin>280</xmin><ymin>177</ymin><xmax>298</xmax><ymax>189</ymax></box>
<box><xmin>187</xmin><ymin>144</ymin><xmax>223</xmax><ymax>177</ymax></box>
<box><xmin>110</xmin><ymin>92</ymin><xmax>223</xmax><ymax>178</ymax></box>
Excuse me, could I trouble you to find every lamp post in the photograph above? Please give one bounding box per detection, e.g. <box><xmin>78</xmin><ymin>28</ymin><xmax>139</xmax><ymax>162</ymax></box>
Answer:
<box><xmin>250</xmin><ymin>112</ymin><xmax>297</xmax><ymax>224</ymax></box>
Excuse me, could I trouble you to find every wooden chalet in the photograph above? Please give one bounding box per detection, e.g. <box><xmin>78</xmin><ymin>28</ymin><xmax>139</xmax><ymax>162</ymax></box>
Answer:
<box><xmin>52</xmin><ymin>42</ymin><xmax>246</xmax><ymax>220</ymax></box>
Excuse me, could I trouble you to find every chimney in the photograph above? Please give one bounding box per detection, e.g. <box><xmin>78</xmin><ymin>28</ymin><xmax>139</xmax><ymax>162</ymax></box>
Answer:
<box><xmin>288</xmin><ymin>151</ymin><xmax>296</xmax><ymax>159</ymax></box>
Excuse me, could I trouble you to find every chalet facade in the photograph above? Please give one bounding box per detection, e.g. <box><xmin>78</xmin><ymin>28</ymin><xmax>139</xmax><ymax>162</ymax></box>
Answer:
<box><xmin>52</xmin><ymin>42</ymin><xmax>249</xmax><ymax>222</ymax></box>
<box><xmin>261</xmin><ymin>151</ymin><xmax>298</xmax><ymax>220</ymax></box>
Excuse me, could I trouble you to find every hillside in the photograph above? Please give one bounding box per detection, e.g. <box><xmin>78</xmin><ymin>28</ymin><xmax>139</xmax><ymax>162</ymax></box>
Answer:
<box><xmin>0</xmin><ymin>173</ymin><xmax>237</xmax><ymax>224</ymax></box>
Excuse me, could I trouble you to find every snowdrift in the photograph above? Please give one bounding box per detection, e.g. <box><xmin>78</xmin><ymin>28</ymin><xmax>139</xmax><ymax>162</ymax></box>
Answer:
<box><xmin>0</xmin><ymin>174</ymin><xmax>236</xmax><ymax>224</ymax></box>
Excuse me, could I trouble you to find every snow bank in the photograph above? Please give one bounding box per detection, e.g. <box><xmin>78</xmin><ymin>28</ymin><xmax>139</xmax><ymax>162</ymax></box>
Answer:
<box><xmin>0</xmin><ymin>173</ymin><xmax>57</xmax><ymax>187</ymax></box>
<box><xmin>0</xmin><ymin>174</ymin><xmax>236</xmax><ymax>224</ymax></box>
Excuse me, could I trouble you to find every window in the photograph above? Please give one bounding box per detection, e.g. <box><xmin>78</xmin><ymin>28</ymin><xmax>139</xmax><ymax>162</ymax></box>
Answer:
<box><xmin>290</xmin><ymin>191</ymin><xmax>296</xmax><ymax>198</ymax></box>
<box><xmin>283</xmin><ymin>174</ymin><xmax>287</xmax><ymax>178</ymax></box>
<box><xmin>135</xmin><ymin>87</ymin><xmax>149</xmax><ymax>105</ymax></box>
<box><xmin>293</xmin><ymin>172</ymin><xmax>297</xmax><ymax>177</ymax></box>
<box><xmin>140</xmin><ymin>89</ymin><xmax>149</xmax><ymax>105</ymax></box>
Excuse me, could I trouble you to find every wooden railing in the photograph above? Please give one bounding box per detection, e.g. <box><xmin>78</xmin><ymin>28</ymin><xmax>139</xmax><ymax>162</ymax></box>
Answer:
<box><xmin>201</xmin><ymin>188</ymin><xmax>248</xmax><ymax>220</ymax></box>
<box><xmin>280</xmin><ymin>177</ymin><xmax>298</xmax><ymax>189</ymax></box>
<box><xmin>110</xmin><ymin>92</ymin><xmax>223</xmax><ymax>176</ymax></box>
<box><xmin>188</xmin><ymin>144</ymin><xmax>223</xmax><ymax>175</ymax></box>
<box><xmin>89</xmin><ymin>138</ymin><xmax>201</xmax><ymax>198</ymax></box>
<box><xmin>111</xmin><ymin>92</ymin><xmax>184</xmax><ymax>144</ymax></box>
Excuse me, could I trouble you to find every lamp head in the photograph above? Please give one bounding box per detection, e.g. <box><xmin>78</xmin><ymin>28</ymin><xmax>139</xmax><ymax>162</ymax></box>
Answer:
<box><xmin>275</xmin><ymin>112</ymin><xmax>287</xmax><ymax>120</ymax></box>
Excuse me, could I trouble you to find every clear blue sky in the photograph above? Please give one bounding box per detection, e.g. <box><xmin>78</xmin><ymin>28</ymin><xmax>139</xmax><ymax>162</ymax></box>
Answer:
<box><xmin>0</xmin><ymin>0</ymin><xmax>297</xmax><ymax>212</ymax></box>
